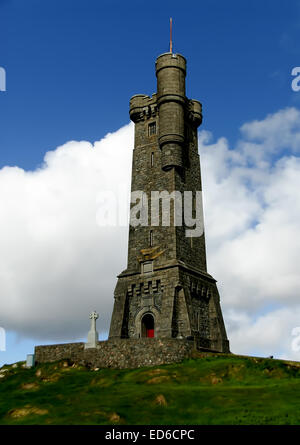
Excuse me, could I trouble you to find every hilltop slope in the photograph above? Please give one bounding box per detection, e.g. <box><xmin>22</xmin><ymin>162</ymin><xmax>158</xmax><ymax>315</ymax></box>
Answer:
<box><xmin>0</xmin><ymin>354</ymin><xmax>300</xmax><ymax>425</ymax></box>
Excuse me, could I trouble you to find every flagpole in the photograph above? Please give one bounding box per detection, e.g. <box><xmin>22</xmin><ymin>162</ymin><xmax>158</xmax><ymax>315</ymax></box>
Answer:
<box><xmin>170</xmin><ymin>17</ymin><xmax>173</xmax><ymax>53</ymax></box>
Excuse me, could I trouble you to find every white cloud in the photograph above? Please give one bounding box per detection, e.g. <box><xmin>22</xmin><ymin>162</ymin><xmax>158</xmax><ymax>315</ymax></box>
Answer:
<box><xmin>0</xmin><ymin>123</ymin><xmax>133</xmax><ymax>340</ymax></box>
<box><xmin>226</xmin><ymin>307</ymin><xmax>300</xmax><ymax>361</ymax></box>
<box><xmin>1</xmin><ymin>107</ymin><xmax>300</xmax><ymax>361</ymax></box>
<box><xmin>240</xmin><ymin>107</ymin><xmax>300</xmax><ymax>154</ymax></box>
<box><xmin>200</xmin><ymin>108</ymin><xmax>300</xmax><ymax>359</ymax></box>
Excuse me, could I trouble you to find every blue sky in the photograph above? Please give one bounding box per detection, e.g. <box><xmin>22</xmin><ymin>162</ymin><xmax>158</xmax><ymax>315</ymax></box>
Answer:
<box><xmin>1</xmin><ymin>0</ymin><xmax>299</xmax><ymax>169</ymax></box>
<box><xmin>1</xmin><ymin>0</ymin><xmax>300</xmax><ymax>366</ymax></box>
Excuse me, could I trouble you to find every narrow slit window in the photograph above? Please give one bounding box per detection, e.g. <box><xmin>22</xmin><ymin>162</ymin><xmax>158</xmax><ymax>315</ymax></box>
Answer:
<box><xmin>148</xmin><ymin>122</ymin><xmax>156</xmax><ymax>136</ymax></box>
<box><xmin>151</xmin><ymin>152</ymin><xmax>154</xmax><ymax>167</ymax></box>
<box><xmin>150</xmin><ymin>230</ymin><xmax>153</xmax><ymax>247</ymax></box>
<box><xmin>192</xmin><ymin>194</ymin><xmax>196</xmax><ymax>219</ymax></box>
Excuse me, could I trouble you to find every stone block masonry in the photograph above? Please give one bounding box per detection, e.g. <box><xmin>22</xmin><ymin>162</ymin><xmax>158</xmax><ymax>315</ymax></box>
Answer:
<box><xmin>33</xmin><ymin>51</ymin><xmax>230</xmax><ymax>368</ymax></box>
<box><xmin>34</xmin><ymin>338</ymin><xmax>223</xmax><ymax>369</ymax></box>
<box><xmin>108</xmin><ymin>52</ymin><xmax>230</xmax><ymax>353</ymax></box>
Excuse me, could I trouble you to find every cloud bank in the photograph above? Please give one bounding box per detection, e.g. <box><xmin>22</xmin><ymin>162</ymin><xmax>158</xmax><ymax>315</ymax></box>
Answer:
<box><xmin>0</xmin><ymin>124</ymin><xmax>133</xmax><ymax>341</ymax></box>
<box><xmin>201</xmin><ymin>107</ymin><xmax>300</xmax><ymax>359</ymax></box>
<box><xmin>1</xmin><ymin>107</ymin><xmax>300</xmax><ymax>359</ymax></box>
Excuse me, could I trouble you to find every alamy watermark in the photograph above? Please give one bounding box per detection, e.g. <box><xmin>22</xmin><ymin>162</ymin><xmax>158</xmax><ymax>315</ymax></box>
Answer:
<box><xmin>291</xmin><ymin>67</ymin><xmax>300</xmax><ymax>92</ymax></box>
<box><xmin>0</xmin><ymin>327</ymin><xmax>6</xmax><ymax>351</ymax></box>
<box><xmin>0</xmin><ymin>67</ymin><xmax>6</xmax><ymax>91</ymax></box>
<box><xmin>96</xmin><ymin>188</ymin><xmax>204</xmax><ymax>237</ymax></box>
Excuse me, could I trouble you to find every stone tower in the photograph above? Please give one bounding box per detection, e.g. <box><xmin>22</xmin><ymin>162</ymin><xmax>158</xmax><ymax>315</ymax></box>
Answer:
<box><xmin>109</xmin><ymin>52</ymin><xmax>229</xmax><ymax>353</ymax></box>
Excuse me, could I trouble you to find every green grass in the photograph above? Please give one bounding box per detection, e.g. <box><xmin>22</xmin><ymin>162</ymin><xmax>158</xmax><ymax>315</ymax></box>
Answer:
<box><xmin>0</xmin><ymin>354</ymin><xmax>300</xmax><ymax>425</ymax></box>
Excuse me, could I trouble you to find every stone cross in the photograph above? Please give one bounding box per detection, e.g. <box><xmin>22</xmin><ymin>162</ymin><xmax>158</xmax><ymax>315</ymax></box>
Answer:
<box><xmin>85</xmin><ymin>310</ymin><xmax>99</xmax><ymax>349</ymax></box>
<box><xmin>90</xmin><ymin>310</ymin><xmax>99</xmax><ymax>322</ymax></box>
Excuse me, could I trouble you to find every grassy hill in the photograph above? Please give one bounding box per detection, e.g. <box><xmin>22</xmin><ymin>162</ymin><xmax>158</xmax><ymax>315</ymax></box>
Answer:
<box><xmin>0</xmin><ymin>353</ymin><xmax>300</xmax><ymax>425</ymax></box>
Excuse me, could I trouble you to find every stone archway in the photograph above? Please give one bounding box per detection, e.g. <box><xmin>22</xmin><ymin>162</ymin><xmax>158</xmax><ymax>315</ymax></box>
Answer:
<box><xmin>141</xmin><ymin>313</ymin><xmax>155</xmax><ymax>338</ymax></box>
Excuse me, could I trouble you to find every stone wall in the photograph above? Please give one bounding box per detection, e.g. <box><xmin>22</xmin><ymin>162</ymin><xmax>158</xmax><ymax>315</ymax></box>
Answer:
<box><xmin>35</xmin><ymin>338</ymin><xmax>199</xmax><ymax>369</ymax></box>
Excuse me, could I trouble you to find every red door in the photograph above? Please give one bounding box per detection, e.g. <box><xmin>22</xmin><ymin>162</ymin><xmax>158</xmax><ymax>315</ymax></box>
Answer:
<box><xmin>147</xmin><ymin>329</ymin><xmax>154</xmax><ymax>338</ymax></box>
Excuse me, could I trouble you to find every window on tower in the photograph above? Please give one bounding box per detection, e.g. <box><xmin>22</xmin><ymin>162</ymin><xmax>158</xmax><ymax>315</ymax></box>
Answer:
<box><xmin>148</xmin><ymin>122</ymin><xmax>156</xmax><ymax>136</ymax></box>
<box><xmin>142</xmin><ymin>261</ymin><xmax>153</xmax><ymax>274</ymax></box>
<box><xmin>149</xmin><ymin>230</ymin><xmax>153</xmax><ymax>247</ymax></box>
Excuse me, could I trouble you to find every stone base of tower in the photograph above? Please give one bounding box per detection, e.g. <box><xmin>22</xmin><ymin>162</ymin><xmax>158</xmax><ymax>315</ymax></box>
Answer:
<box><xmin>108</xmin><ymin>264</ymin><xmax>230</xmax><ymax>354</ymax></box>
<box><xmin>34</xmin><ymin>337</ymin><xmax>230</xmax><ymax>369</ymax></box>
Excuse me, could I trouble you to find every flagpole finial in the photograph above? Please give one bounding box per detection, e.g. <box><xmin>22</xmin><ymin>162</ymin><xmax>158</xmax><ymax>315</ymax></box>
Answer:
<box><xmin>170</xmin><ymin>17</ymin><xmax>173</xmax><ymax>53</ymax></box>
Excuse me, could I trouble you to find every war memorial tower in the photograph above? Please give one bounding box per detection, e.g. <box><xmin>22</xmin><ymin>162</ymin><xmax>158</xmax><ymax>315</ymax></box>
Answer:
<box><xmin>34</xmin><ymin>44</ymin><xmax>230</xmax><ymax>367</ymax></box>
<box><xmin>109</xmin><ymin>50</ymin><xmax>230</xmax><ymax>353</ymax></box>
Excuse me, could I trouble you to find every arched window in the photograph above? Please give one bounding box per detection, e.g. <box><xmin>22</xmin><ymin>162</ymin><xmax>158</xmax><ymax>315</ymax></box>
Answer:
<box><xmin>141</xmin><ymin>313</ymin><xmax>155</xmax><ymax>338</ymax></box>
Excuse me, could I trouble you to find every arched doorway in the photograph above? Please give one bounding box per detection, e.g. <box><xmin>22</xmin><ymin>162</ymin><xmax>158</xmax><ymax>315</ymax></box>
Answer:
<box><xmin>141</xmin><ymin>313</ymin><xmax>155</xmax><ymax>338</ymax></box>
